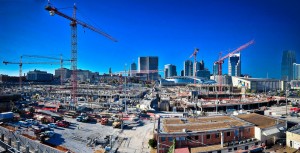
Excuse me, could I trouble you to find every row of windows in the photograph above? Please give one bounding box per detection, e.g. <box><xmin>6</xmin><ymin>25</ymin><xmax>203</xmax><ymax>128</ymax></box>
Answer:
<box><xmin>160</xmin><ymin>128</ymin><xmax>252</xmax><ymax>142</ymax></box>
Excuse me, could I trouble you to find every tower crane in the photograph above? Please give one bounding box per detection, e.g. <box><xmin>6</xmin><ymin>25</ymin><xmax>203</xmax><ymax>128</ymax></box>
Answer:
<box><xmin>3</xmin><ymin>57</ymin><xmax>61</xmax><ymax>89</ymax></box>
<box><xmin>22</xmin><ymin>54</ymin><xmax>71</xmax><ymax>85</ymax></box>
<box><xmin>189</xmin><ymin>48</ymin><xmax>199</xmax><ymax>84</ymax></box>
<box><xmin>45</xmin><ymin>2</ymin><xmax>117</xmax><ymax>103</ymax></box>
<box><xmin>214</xmin><ymin>40</ymin><xmax>254</xmax><ymax>91</ymax></box>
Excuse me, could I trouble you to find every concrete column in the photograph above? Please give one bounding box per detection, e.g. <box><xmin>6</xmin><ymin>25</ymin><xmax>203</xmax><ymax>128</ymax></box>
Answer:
<box><xmin>17</xmin><ymin>141</ymin><xmax>20</xmax><ymax>151</ymax></box>
<box><xmin>1</xmin><ymin>134</ymin><xmax>4</xmax><ymax>141</ymax></box>
<box><xmin>221</xmin><ymin>132</ymin><xmax>224</xmax><ymax>147</ymax></box>
<box><xmin>26</xmin><ymin>145</ymin><xmax>29</xmax><ymax>153</ymax></box>
<box><xmin>8</xmin><ymin>137</ymin><xmax>11</xmax><ymax>146</ymax></box>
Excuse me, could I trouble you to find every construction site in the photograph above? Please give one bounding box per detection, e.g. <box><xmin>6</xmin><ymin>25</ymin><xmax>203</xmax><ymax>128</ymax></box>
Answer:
<box><xmin>1</xmin><ymin>1</ymin><xmax>300</xmax><ymax>153</ymax></box>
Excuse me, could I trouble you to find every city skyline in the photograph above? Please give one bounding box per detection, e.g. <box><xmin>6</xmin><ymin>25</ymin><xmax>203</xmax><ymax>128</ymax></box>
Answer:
<box><xmin>1</xmin><ymin>0</ymin><xmax>300</xmax><ymax>78</ymax></box>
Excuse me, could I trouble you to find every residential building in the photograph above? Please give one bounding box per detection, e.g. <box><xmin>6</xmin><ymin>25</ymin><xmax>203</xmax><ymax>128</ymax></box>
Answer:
<box><xmin>180</xmin><ymin>70</ymin><xmax>184</xmax><ymax>77</ymax></box>
<box><xmin>26</xmin><ymin>70</ymin><xmax>53</xmax><ymax>82</ymax></box>
<box><xmin>236</xmin><ymin>113</ymin><xmax>285</xmax><ymax>146</ymax></box>
<box><xmin>228</xmin><ymin>53</ymin><xmax>241</xmax><ymax>76</ymax></box>
<box><xmin>164</xmin><ymin>64</ymin><xmax>177</xmax><ymax>79</ymax></box>
<box><xmin>184</xmin><ymin>60</ymin><xmax>193</xmax><ymax>76</ymax></box>
<box><xmin>156</xmin><ymin>115</ymin><xmax>260</xmax><ymax>153</ymax></box>
<box><xmin>293</xmin><ymin>63</ymin><xmax>300</xmax><ymax>80</ymax></box>
<box><xmin>281</xmin><ymin>50</ymin><xmax>296</xmax><ymax>81</ymax></box>
<box><xmin>138</xmin><ymin>56</ymin><xmax>159</xmax><ymax>80</ymax></box>
<box><xmin>286</xmin><ymin>125</ymin><xmax>300</xmax><ymax>149</ymax></box>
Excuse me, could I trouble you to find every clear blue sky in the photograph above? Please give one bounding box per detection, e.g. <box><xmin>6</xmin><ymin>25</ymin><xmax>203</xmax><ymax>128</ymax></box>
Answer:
<box><xmin>1</xmin><ymin>0</ymin><xmax>300</xmax><ymax>79</ymax></box>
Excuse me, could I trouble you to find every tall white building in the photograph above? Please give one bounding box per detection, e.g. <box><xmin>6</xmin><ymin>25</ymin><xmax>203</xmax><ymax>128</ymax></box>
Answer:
<box><xmin>293</xmin><ymin>63</ymin><xmax>300</xmax><ymax>80</ymax></box>
<box><xmin>228</xmin><ymin>53</ymin><xmax>241</xmax><ymax>76</ymax></box>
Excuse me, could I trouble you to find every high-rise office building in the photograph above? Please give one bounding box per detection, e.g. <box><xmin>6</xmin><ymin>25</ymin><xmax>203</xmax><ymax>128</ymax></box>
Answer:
<box><xmin>130</xmin><ymin>62</ymin><xmax>137</xmax><ymax>76</ymax></box>
<box><xmin>164</xmin><ymin>64</ymin><xmax>177</xmax><ymax>79</ymax></box>
<box><xmin>213</xmin><ymin>63</ymin><xmax>219</xmax><ymax>75</ymax></box>
<box><xmin>228</xmin><ymin>53</ymin><xmax>241</xmax><ymax>76</ymax></box>
<box><xmin>196</xmin><ymin>60</ymin><xmax>205</xmax><ymax>71</ymax></box>
<box><xmin>181</xmin><ymin>70</ymin><xmax>184</xmax><ymax>76</ymax></box>
<box><xmin>138</xmin><ymin>56</ymin><xmax>159</xmax><ymax>80</ymax></box>
<box><xmin>293</xmin><ymin>63</ymin><xmax>300</xmax><ymax>80</ymax></box>
<box><xmin>184</xmin><ymin>60</ymin><xmax>193</xmax><ymax>76</ymax></box>
<box><xmin>281</xmin><ymin>50</ymin><xmax>296</xmax><ymax>81</ymax></box>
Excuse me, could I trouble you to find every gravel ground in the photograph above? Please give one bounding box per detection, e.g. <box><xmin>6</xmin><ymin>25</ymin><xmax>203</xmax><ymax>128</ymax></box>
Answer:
<box><xmin>116</xmin><ymin>119</ymin><xmax>154</xmax><ymax>153</ymax></box>
<box><xmin>47</xmin><ymin>118</ymin><xmax>121</xmax><ymax>153</ymax></box>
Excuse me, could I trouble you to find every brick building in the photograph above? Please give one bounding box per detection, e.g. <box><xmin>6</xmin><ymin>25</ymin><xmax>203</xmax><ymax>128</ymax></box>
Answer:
<box><xmin>156</xmin><ymin>115</ymin><xmax>261</xmax><ymax>153</ymax></box>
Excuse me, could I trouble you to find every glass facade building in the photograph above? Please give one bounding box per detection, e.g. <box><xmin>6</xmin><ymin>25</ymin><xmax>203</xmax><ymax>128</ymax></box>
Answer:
<box><xmin>281</xmin><ymin>50</ymin><xmax>296</xmax><ymax>81</ymax></box>
<box><xmin>293</xmin><ymin>63</ymin><xmax>300</xmax><ymax>80</ymax></box>
<box><xmin>228</xmin><ymin>53</ymin><xmax>241</xmax><ymax>76</ymax></box>
<box><xmin>184</xmin><ymin>60</ymin><xmax>193</xmax><ymax>76</ymax></box>
<box><xmin>138</xmin><ymin>56</ymin><xmax>159</xmax><ymax>80</ymax></box>
<box><xmin>164</xmin><ymin>64</ymin><xmax>177</xmax><ymax>79</ymax></box>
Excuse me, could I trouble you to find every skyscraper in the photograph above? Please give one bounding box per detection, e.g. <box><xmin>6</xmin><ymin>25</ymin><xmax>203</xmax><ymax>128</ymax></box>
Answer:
<box><xmin>184</xmin><ymin>60</ymin><xmax>193</xmax><ymax>76</ymax></box>
<box><xmin>196</xmin><ymin>60</ymin><xmax>205</xmax><ymax>71</ymax></box>
<box><xmin>228</xmin><ymin>53</ymin><xmax>241</xmax><ymax>76</ymax></box>
<box><xmin>138</xmin><ymin>56</ymin><xmax>159</xmax><ymax>80</ymax></box>
<box><xmin>164</xmin><ymin>64</ymin><xmax>177</xmax><ymax>78</ymax></box>
<box><xmin>130</xmin><ymin>62</ymin><xmax>137</xmax><ymax>76</ymax></box>
<box><xmin>293</xmin><ymin>63</ymin><xmax>300</xmax><ymax>80</ymax></box>
<box><xmin>281</xmin><ymin>50</ymin><xmax>296</xmax><ymax>81</ymax></box>
<box><xmin>213</xmin><ymin>63</ymin><xmax>219</xmax><ymax>75</ymax></box>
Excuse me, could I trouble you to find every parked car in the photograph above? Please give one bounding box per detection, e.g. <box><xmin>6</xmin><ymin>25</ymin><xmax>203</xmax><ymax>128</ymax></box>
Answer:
<box><xmin>25</xmin><ymin>119</ymin><xmax>39</xmax><ymax>125</ymax></box>
<box><xmin>48</xmin><ymin>123</ymin><xmax>57</xmax><ymax>128</ymax></box>
<box><xmin>40</xmin><ymin>131</ymin><xmax>55</xmax><ymax>138</ymax></box>
<box><xmin>56</xmin><ymin>121</ymin><xmax>69</xmax><ymax>128</ymax></box>
<box><xmin>18</xmin><ymin>121</ymin><xmax>32</xmax><ymax>128</ymax></box>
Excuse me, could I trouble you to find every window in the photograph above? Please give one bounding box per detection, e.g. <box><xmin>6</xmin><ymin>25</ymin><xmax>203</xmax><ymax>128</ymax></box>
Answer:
<box><xmin>168</xmin><ymin>137</ymin><xmax>173</xmax><ymax>142</ymax></box>
<box><xmin>234</xmin><ymin>147</ymin><xmax>237</xmax><ymax>150</ymax></box>
<box><xmin>161</xmin><ymin>137</ymin><xmax>166</xmax><ymax>142</ymax></box>
<box><xmin>228</xmin><ymin>148</ymin><xmax>232</xmax><ymax>152</ymax></box>
<box><xmin>227</xmin><ymin>132</ymin><xmax>231</xmax><ymax>137</ymax></box>
<box><xmin>217</xmin><ymin>151</ymin><xmax>221</xmax><ymax>153</ymax></box>
<box><xmin>206</xmin><ymin>134</ymin><xmax>211</xmax><ymax>139</ymax></box>
<box><xmin>255</xmin><ymin>142</ymin><xmax>258</xmax><ymax>145</ymax></box>
<box><xmin>248</xmin><ymin>128</ymin><xmax>251</xmax><ymax>132</ymax></box>
<box><xmin>208</xmin><ymin>152</ymin><xmax>212</xmax><ymax>153</ymax></box>
<box><xmin>195</xmin><ymin>136</ymin><xmax>199</xmax><ymax>140</ymax></box>
<box><xmin>215</xmin><ymin>133</ymin><xmax>220</xmax><ymax>138</ymax></box>
<box><xmin>245</xmin><ymin>146</ymin><xmax>249</xmax><ymax>150</ymax></box>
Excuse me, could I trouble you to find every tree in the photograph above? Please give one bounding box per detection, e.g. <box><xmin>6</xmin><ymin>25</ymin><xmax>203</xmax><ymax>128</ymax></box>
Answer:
<box><xmin>148</xmin><ymin>138</ymin><xmax>157</xmax><ymax>148</ymax></box>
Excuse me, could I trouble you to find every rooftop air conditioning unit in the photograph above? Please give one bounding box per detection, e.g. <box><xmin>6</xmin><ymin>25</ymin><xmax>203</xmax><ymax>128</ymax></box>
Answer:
<box><xmin>182</xmin><ymin>129</ymin><xmax>186</xmax><ymax>132</ymax></box>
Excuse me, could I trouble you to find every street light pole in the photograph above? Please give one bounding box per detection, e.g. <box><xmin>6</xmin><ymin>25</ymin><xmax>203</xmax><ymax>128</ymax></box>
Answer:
<box><xmin>286</xmin><ymin>81</ymin><xmax>288</xmax><ymax>116</ymax></box>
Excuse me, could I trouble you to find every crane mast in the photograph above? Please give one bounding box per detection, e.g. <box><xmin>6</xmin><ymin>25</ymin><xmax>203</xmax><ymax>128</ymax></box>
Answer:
<box><xmin>45</xmin><ymin>3</ymin><xmax>117</xmax><ymax>104</ymax></box>
<box><xmin>22</xmin><ymin>54</ymin><xmax>71</xmax><ymax>85</ymax></box>
<box><xmin>214</xmin><ymin>40</ymin><xmax>254</xmax><ymax>92</ymax></box>
<box><xmin>189</xmin><ymin>48</ymin><xmax>199</xmax><ymax>84</ymax></box>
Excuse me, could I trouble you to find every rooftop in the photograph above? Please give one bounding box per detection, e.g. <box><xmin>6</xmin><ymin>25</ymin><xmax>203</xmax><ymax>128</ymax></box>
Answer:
<box><xmin>190</xmin><ymin>144</ymin><xmax>223</xmax><ymax>153</ymax></box>
<box><xmin>236</xmin><ymin>113</ymin><xmax>284</xmax><ymax>129</ymax></box>
<box><xmin>161</xmin><ymin>116</ymin><xmax>252</xmax><ymax>133</ymax></box>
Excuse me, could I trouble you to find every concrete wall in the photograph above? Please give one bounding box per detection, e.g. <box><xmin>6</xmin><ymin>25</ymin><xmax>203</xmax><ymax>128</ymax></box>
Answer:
<box><xmin>287</xmin><ymin>131</ymin><xmax>300</xmax><ymax>149</ymax></box>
